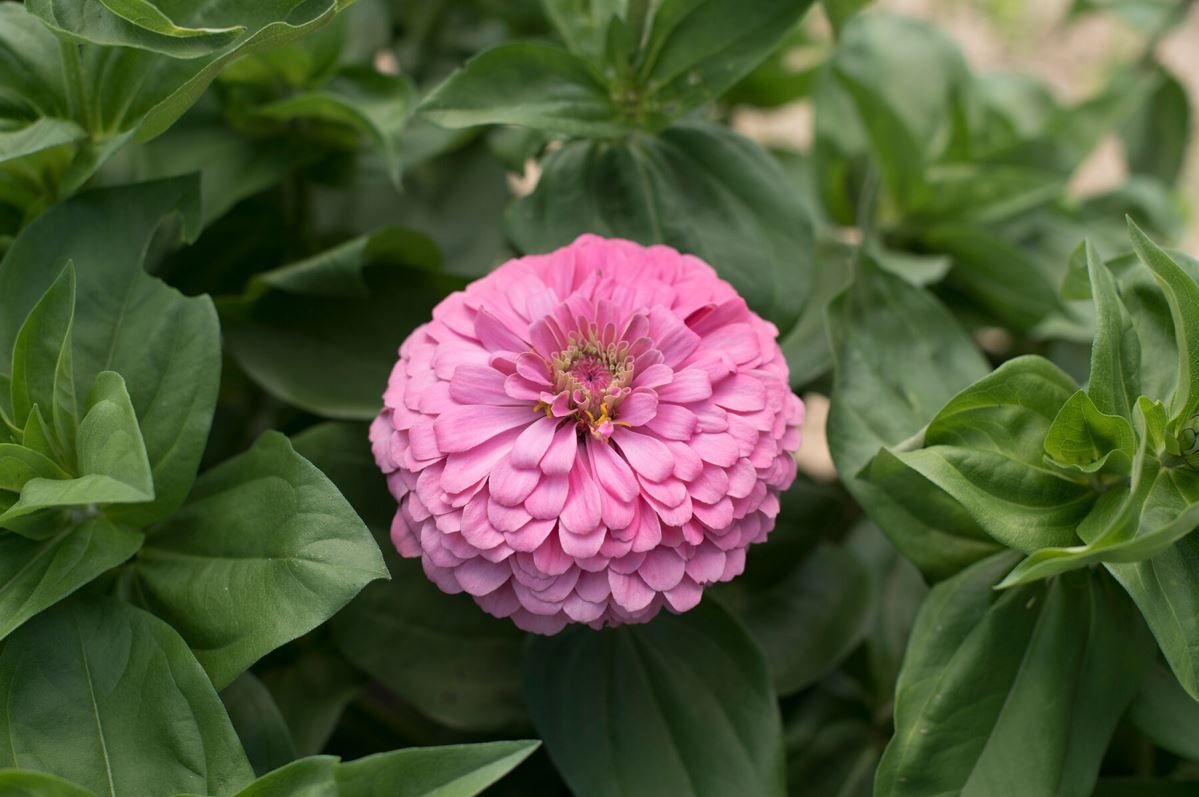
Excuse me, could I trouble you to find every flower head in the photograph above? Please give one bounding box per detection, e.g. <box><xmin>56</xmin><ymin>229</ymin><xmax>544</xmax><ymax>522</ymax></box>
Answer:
<box><xmin>370</xmin><ymin>235</ymin><xmax>804</xmax><ymax>633</ymax></box>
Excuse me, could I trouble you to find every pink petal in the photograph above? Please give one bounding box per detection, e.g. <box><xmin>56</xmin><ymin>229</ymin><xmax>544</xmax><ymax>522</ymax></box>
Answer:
<box><xmin>455</xmin><ymin>557</ymin><xmax>511</xmax><ymax>595</ymax></box>
<box><xmin>511</xmin><ymin>416</ymin><xmax>559</xmax><ymax>469</ymax></box>
<box><xmin>560</xmin><ymin>459</ymin><xmax>602</xmax><ymax>536</ymax></box>
<box><xmin>614</xmin><ymin>429</ymin><xmax>673</xmax><ymax>482</ymax></box>
<box><xmin>617</xmin><ymin>390</ymin><xmax>658</xmax><ymax>426</ymax></box>
<box><xmin>526</xmin><ymin>473</ymin><xmax>569</xmax><ymax>518</ymax></box>
<box><xmin>639</xmin><ymin>548</ymin><xmax>686</xmax><ymax>591</ymax></box>
<box><xmin>540</xmin><ymin>422</ymin><xmax>579</xmax><ymax>475</ymax></box>
<box><xmin>433</xmin><ymin>405</ymin><xmax>533</xmax><ymax>454</ymax></box>
<box><xmin>657</xmin><ymin>369</ymin><xmax>711</xmax><ymax>403</ymax></box>
<box><xmin>609</xmin><ymin>571</ymin><xmax>655</xmax><ymax>612</ymax></box>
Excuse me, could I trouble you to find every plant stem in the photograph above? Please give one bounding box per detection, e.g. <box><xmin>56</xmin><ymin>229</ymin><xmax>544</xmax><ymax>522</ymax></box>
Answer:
<box><xmin>58</xmin><ymin>38</ymin><xmax>91</xmax><ymax>133</ymax></box>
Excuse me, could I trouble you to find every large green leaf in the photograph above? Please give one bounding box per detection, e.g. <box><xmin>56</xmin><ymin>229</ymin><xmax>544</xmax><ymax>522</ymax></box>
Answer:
<box><xmin>508</xmin><ymin>121</ymin><xmax>813</xmax><ymax>335</ymax></box>
<box><xmin>827</xmin><ymin>254</ymin><xmax>999</xmax><ymax>580</ymax></box>
<box><xmin>133</xmin><ymin>431</ymin><xmax>388</xmax><ymax>689</ymax></box>
<box><xmin>876</xmin><ymin>554</ymin><xmax>1154</xmax><ymax>797</ymax></box>
<box><xmin>0</xmin><ymin>598</ymin><xmax>253</xmax><ymax>796</ymax></box>
<box><xmin>525</xmin><ymin>599</ymin><xmax>784</xmax><ymax>797</ymax></box>
<box><xmin>886</xmin><ymin>357</ymin><xmax>1095</xmax><ymax>553</ymax></box>
<box><xmin>294</xmin><ymin>421</ymin><xmax>529</xmax><ymax>733</ymax></box>
<box><xmin>0</xmin><ymin>517</ymin><xmax>143</xmax><ymax>641</ymax></box>
<box><xmin>0</xmin><ymin>178</ymin><xmax>220</xmax><ymax>525</ymax></box>
<box><xmin>714</xmin><ymin>543</ymin><xmax>874</xmax><ymax>697</ymax></box>
<box><xmin>222</xmin><ymin>228</ymin><xmax>457</xmax><ymax>420</ymax></box>
<box><xmin>421</xmin><ymin>43</ymin><xmax>628</xmax><ymax>137</ymax></box>
<box><xmin>1120</xmin><ymin>63</ymin><xmax>1191</xmax><ymax>185</ymax></box>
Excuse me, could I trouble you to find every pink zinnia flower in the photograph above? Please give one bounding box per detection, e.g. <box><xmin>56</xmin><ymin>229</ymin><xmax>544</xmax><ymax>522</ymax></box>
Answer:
<box><xmin>370</xmin><ymin>235</ymin><xmax>804</xmax><ymax>633</ymax></box>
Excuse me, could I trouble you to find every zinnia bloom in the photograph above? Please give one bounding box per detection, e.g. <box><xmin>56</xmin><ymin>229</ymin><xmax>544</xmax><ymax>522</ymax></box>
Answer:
<box><xmin>370</xmin><ymin>235</ymin><xmax>803</xmax><ymax>633</ymax></box>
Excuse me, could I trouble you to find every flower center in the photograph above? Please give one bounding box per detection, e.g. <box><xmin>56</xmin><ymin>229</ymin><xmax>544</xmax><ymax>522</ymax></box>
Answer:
<box><xmin>547</xmin><ymin>333</ymin><xmax>635</xmax><ymax>439</ymax></box>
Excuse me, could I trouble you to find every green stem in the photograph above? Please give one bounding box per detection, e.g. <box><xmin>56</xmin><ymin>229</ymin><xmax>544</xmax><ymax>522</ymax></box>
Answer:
<box><xmin>58</xmin><ymin>38</ymin><xmax>91</xmax><ymax>133</ymax></box>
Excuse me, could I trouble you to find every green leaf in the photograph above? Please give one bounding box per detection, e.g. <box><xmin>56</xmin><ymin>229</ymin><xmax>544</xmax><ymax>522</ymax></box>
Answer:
<box><xmin>525</xmin><ymin>599</ymin><xmax>784</xmax><ymax>797</ymax></box>
<box><xmin>633</xmin><ymin>0</ymin><xmax>818</xmax><ymax>122</ymax></box>
<box><xmin>998</xmin><ymin>394</ymin><xmax>1199</xmax><ymax>588</ymax></box>
<box><xmin>1084</xmin><ymin>241</ymin><xmax>1142</xmax><ymax>418</ymax></box>
<box><xmin>827</xmin><ymin>254</ymin><xmax>999</xmax><ymax>580</ymax></box>
<box><xmin>781</xmin><ymin>679</ymin><xmax>880</xmax><ymax>797</ymax></box>
<box><xmin>256</xmin><ymin>68</ymin><xmax>415</xmax><ymax>185</ymax></box>
<box><xmin>823</xmin><ymin>0</ymin><xmax>872</xmax><ymax>34</ymax></box>
<box><xmin>222</xmin><ymin>673</ymin><xmax>298</xmax><ymax>778</ymax></box>
<box><xmin>10</xmin><ymin>262</ymin><xmax>76</xmax><ymax>462</ymax></box>
<box><xmin>222</xmin><ymin>228</ymin><xmax>455</xmax><ymax>420</ymax></box>
<box><xmin>0</xmin><ymin>598</ymin><xmax>253</xmax><ymax>795</ymax></box>
<box><xmin>133</xmin><ymin>431</ymin><xmax>387</xmax><ymax>689</ymax></box>
<box><xmin>0</xmin><ymin>118</ymin><xmax>87</xmax><ymax>167</ymax></box>
<box><xmin>2</xmin><ymin>371</ymin><xmax>155</xmax><ymax>525</ymax></box>
<box><xmin>215</xmin><ymin>757</ymin><xmax>338</xmax><ymax>797</ymax></box>
<box><xmin>421</xmin><ymin>43</ymin><xmax>627</xmax><ymax>137</ymax></box>
<box><xmin>876</xmin><ymin>555</ymin><xmax>1154</xmax><ymax>797</ymax></box>
<box><xmin>1127</xmin><ymin>219</ymin><xmax>1199</xmax><ymax>429</ymax></box>
<box><xmin>333</xmin><ymin>551</ymin><xmax>528</xmax><ymax>733</ymax></box>
<box><xmin>886</xmin><ymin>357</ymin><xmax>1095</xmax><ymax>553</ymax></box>
<box><xmin>1093</xmin><ymin>780</ymin><xmax>1199</xmax><ymax>797</ymax></box>
<box><xmin>508</xmin><ymin>121</ymin><xmax>813</xmax><ymax>335</ymax></box>
<box><xmin>30</xmin><ymin>0</ymin><xmax>242</xmax><ymax>58</ymax></box>
<box><xmin>0</xmin><ymin>443</ymin><xmax>70</xmax><ymax>491</ymax></box>
<box><xmin>0</xmin><ymin>770</ymin><xmax>97</xmax><ymax>797</ymax></box>
<box><xmin>847</xmin><ymin>520</ymin><xmax>928</xmax><ymax>697</ymax></box>
<box><xmin>1121</xmin><ymin>63</ymin><xmax>1191</xmax><ymax>185</ymax></box>
<box><xmin>27</xmin><ymin>0</ymin><xmax>353</xmax><ymax>140</ymax></box>
<box><xmin>542</xmin><ymin>0</ymin><xmax>629</xmax><ymax>62</ymax></box>
<box><xmin>714</xmin><ymin>543</ymin><xmax>874</xmax><ymax>697</ymax></box>
<box><xmin>297</xmin><ymin>420</ymin><xmax>529</xmax><ymax>734</ymax></box>
<box><xmin>1105</xmin><ymin>534</ymin><xmax>1199</xmax><ymax>701</ymax></box>
<box><xmin>1043</xmin><ymin>389</ymin><xmax>1137</xmax><ymax>475</ymax></box>
<box><xmin>334</xmin><ymin>742</ymin><xmax>540</xmax><ymax>797</ymax></box>
<box><xmin>0</xmin><ymin>517</ymin><xmax>143</xmax><ymax>641</ymax></box>
<box><xmin>0</xmin><ymin>178</ymin><xmax>220</xmax><ymax>525</ymax></box>
<box><xmin>1127</xmin><ymin>659</ymin><xmax>1199</xmax><ymax>762</ymax></box>
<box><xmin>261</xmin><ymin>650</ymin><xmax>362</xmax><ymax>758</ymax></box>
<box><xmin>97</xmin><ymin>0</ymin><xmax>245</xmax><ymax>46</ymax></box>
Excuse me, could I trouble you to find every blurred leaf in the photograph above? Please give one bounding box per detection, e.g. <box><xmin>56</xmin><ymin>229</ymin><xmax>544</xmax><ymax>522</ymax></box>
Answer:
<box><xmin>222</xmin><ymin>673</ymin><xmax>299</xmax><ymax>777</ymax></box>
<box><xmin>778</xmin><ymin>236</ymin><xmax>853</xmax><ymax>387</ymax></box>
<box><xmin>0</xmin><ymin>517</ymin><xmax>143</xmax><ymax>641</ymax></box>
<box><xmin>0</xmin><ymin>178</ymin><xmax>220</xmax><ymax>526</ymax></box>
<box><xmin>828</xmin><ymin>255</ymin><xmax>999</xmax><ymax>580</ymax></box>
<box><xmin>1092</xmin><ymin>781</ymin><xmax>1199</xmax><ymax>797</ymax></box>
<box><xmin>262</xmin><ymin>649</ymin><xmax>363</xmax><ymax>758</ymax></box>
<box><xmin>0</xmin><ymin>598</ymin><xmax>253</xmax><ymax>795</ymax></box>
<box><xmin>782</xmin><ymin>677</ymin><xmax>879</xmax><ymax>797</ymax></box>
<box><xmin>1128</xmin><ymin>658</ymin><xmax>1199</xmax><ymax>762</ymax></box>
<box><xmin>876</xmin><ymin>555</ymin><xmax>1154</xmax><ymax>797</ymax></box>
<box><xmin>525</xmin><ymin>599</ymin><xmax>784</xmax><ymax>797</ymax></box>
<box><xmin>823</xmin><ymin>0</ymin><xmax>873</xmax><ymax>34</ymax></box>
<box><xmin>222</xmin><ymin>228</ymin><xmax>458</xmax><ymax>420</ymax></box>
<box><xmin>133</xmin><ymin>431</ymin><xmax>388</xmax><ymax>689</ymax></box>
<box><xmin>846</xmin><ymin>521</ymin><xmax>928</xmax><ymax>697</ymax></box>
<box><xmin>509</xmin><ymin>121</ymin><xmax>814</xmax><ymax>335</ymax></box>
<box><xmin>715</xmin><ymin>543</ymin><xmax>874</xmax><ymax>696</ymax></box>
<box><xmin>1121</xmin><ymin>64</ymin><xmax>1191</xmax><ymax>185</ymax></box>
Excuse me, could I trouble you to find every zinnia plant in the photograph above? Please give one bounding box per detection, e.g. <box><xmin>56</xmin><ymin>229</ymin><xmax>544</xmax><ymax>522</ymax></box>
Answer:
<box><xmin>0</xmin><ymin>0</ymin><xmax>1197</xmax><ymax>796</ymax></box>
